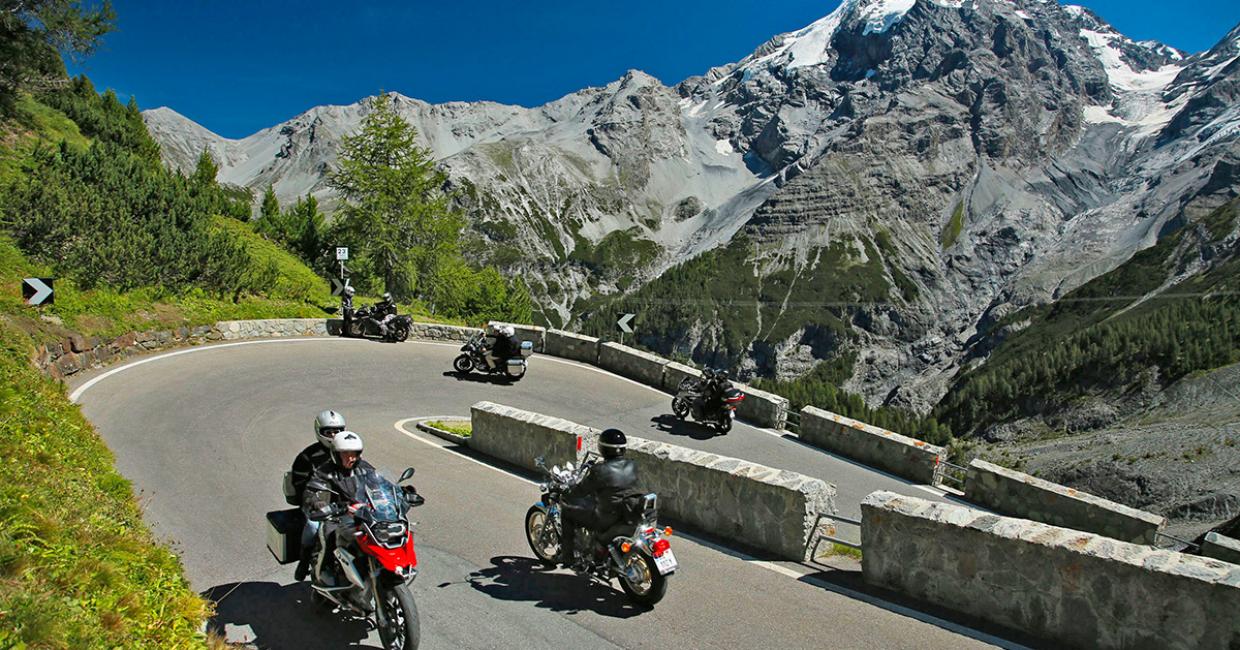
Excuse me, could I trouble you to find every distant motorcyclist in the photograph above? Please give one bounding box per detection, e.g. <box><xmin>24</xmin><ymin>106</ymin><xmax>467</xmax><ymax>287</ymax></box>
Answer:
<box><xmin>341</xmin><ymin>285</ymin><xmax>356</xmax><ymax>336</ymax></box>
<box><xmin>291</xmin><ymin>410</ymin><xmax>346</xmax><ymax>580</ymax></box>
<box><xmin>302</xmin><ymin>430</ymin><xmax>377</xmax><ymax>585</ymax></box>
<box><xmin>375</xmin><ymin>292</ymin><xmax>397</xmax><ymax>337</ymax></box>
<box><xmin>703</xmin><ymin>369</ymin><xmax>730</xmax><ymax>416</ymax></box>
<box><xmin>486</xmin><ymin>324</ymin><xmax>517</xmax><ymax>369</ymax></box>
<box><xmin>559</xmin><ymin>428</ymin><xmax>640</xmax><ymax>567</ymax></box>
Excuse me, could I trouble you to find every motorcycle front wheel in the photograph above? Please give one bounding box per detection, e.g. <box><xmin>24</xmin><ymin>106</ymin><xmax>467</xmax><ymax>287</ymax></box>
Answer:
<box><xmin>618</xmin><ymin>550</ymin><xmax>668</xmax><ymax>606</ymax></box>
<box><xmin>376</xmin><ymin>582</ymin><xmax>420</xmax><ymax>650</ymax></box>
<box><xmin>671</xmin><ymin>397</ymin><xmax>689</xmax><ymax>420</ymax></box>
<box><xmin>524</xmin><ymin>505</ymin><xmax>560</xmax><ymax>567</ymax></box>
<box><xmin>453</xmin><ymin>354</ymin><xmax>474</xmax><ymax>373</ymax></box>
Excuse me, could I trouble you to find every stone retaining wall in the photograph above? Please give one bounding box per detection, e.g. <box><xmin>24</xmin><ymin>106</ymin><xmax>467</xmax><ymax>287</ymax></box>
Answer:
<box><xmin>799</xmin><ymin>406</ymin><xmax>944</xmax><ymax>483</ymax></box>
<box><xmin>861</xmin><ymin>491</ymin><xmax>1240</xmax><ymax>650</ymax></box>
<box><xmin>661</xmin><ymin>361</ymin><xmax>701</xmax><ymax>393</ymax></box>
<box><xmin>597</xmin><ymin>341</ymin><xmax>669</xmax><ymax>387</ymax></box>
<box><xmin>1202</xmin><ymin>532</ymin><xmax>1240</xmax><ymax>565</ymax></box>
<box><xmin>964</xmin><ymin>459</ymin><xmax>1166</xmax><ymax>544</ymax></box>
<box><xmin>544</xmin><ymin>329</ymin><xmax>600</xmax><ymax>364</ymax></box>
<box><xmin>468</xmin><ymin>401</ymin><xmax>836</xmax><ymax>561</ymax></box>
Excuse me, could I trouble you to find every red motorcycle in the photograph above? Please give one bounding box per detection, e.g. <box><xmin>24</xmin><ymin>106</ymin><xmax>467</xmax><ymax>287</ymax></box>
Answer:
<box><xmin>269</xmin><ymin>467</ymin><xmax>424</xmax><ymax>649</ymax></box>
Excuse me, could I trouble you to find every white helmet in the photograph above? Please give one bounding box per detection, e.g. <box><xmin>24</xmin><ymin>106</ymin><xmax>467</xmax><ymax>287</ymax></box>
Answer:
<box><xmin>314</xmin><ymin>410</ymin><xmax>347</xmax><ymax>448</ymax></box>
<box><xmin>344</xmin><ymin>285</ymin><xmax>355</xmax><ymax>297</ymax></box>
<box><xmin>332</xmin><ymin>430</ymin><xmax>364</xmax><ymax>465</ymax></box>
<box><xmin>501</xmin><ymin>325</ymin><xmax>515</xmax><ymax>337</ymax></box>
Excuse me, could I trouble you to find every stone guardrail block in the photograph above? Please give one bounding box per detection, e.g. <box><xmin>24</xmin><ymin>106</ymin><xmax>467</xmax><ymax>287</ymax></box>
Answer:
<box><xmin>799</xmin><ymin>406</ymin><xmax>943</xmax><ymax>484</ymax></box>
<box><xmin>217</xmin><ymin>318</ymin><xmax>328</xmax><ymax>340</ymax></box>
<box><xmin>1202</xmin><ymin>532</ymin><xmax>1240</xmax><ymax>566</ymax></box>
<box><xmin>470</xmin><ymin>402</ymin><xmax>836</xmax><ymax>561</ymax></box>
<box><xmin>409</xmin><ymin>323</ymin><xmax>481</xmax><ymax>342</ymax></box>
<box><xmin>545</xmin><ymin>329</ymin><xmax>601</xmax><ymax>365</ymax></box>
<box><xmin>597</xmin><ymin>341</ymin><xmax>669</xmax><ymax>387</ymax></box>
<box><xmin>469</xmin><ymin>401</ymin><xmax>597</xmax><ymax>471</ymax></box>
<box><xmin>861</xmin><ymin>491</ymin><xmax>1240</xmax><ymax>649</ymax></box>
<box><xmin>963</xmin><ymin>459</ymin><xmax>1166</xmax><ymax>544</ymax></box>
<box><xmin>734</xmin><ymin>383</ymin><xmax>790</xmax><ymax>431</ymax></box>
<box><xmin>489</xmin><ymin>321</ymin><xmax>546</xmax><ymax>353</ymax></box>
<box><xmin>661</xmin><ymin>361</ymin><xmax>702</xmax><ymax>394</ymax></box>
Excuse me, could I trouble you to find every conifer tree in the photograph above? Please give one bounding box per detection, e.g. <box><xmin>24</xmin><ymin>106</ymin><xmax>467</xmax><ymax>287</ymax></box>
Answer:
<box><xmin>330</xmin><ymin>92</ymin><xmax>462</xmax><ymax>300</ymax></box>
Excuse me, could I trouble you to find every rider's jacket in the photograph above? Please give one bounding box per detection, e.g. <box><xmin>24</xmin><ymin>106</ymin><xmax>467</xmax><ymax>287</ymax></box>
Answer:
<box><xmin>303</xmin><ymin>458</ymin><xmax>379</xmax><ymax>522</ymax></box>
<box><xmin>290</xmin><ymin>442</ymin><xmax>332</xmax><ymax>503</ymax></box>
<box><xmin>375</xmin><ymin>299</ymin><xmax>397</xmax><ymax>319</ymax></box>
<box><xmin>568</xmin><ymin>456</ymin><xmax>640</xmax><ymax>529</ymax></box>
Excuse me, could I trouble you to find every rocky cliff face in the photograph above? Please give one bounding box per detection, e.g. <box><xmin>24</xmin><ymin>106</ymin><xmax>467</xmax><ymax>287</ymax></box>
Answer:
<box><xmin>144</xmin><ymin>0</ymin><xmax>1240</xmax><ymax>413</ymax></box>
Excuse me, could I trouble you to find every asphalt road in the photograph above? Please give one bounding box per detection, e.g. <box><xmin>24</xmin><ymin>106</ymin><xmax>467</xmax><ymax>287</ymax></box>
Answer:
<box><xmin>71</xmin><ymin>337</ymin><xmax>1019</xmax><ymax>649</ymax></box>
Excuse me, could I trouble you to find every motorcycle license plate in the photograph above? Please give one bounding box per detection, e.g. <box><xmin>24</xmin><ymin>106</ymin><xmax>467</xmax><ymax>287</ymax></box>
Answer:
<box><xmin>653</xmin><ymin>550</ymin><xmax>677</xmax><ymax>575</ymax></box>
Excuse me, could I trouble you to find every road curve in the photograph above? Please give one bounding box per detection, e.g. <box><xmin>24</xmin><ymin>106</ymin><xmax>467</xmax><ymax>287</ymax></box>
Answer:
<box><xmin>71</xmin><ymin>338</ymin><xmax>1015</xmax><ymax>649</ymax></box>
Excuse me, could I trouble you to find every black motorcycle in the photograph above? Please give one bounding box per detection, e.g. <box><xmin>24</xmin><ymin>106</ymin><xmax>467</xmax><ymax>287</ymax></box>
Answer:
<box><xmin>452</xmin><ymin>332</ymin><xmax>532</xmax><ymax>381</ymax></box>
<box><xmin>671</xmin><ymin>369</ymin><xmax>745</xmax><ymax>433</ymax></box>
<box><xmin>346</xmin><ymin>304</ymin><xmax>412</xmax><ymax>343</ymax></box>
<box><xmin>525</xmin><ymin>454</ymin><xmax>675</xmax><ymax>606</ymax></box>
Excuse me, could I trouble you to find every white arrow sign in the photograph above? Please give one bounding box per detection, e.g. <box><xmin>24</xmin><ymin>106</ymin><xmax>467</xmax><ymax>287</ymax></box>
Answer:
<box><xmin>617</xmin><ymin>313</ymin><xmax>635</xmax><ymax>334</ymax></box>
<box><xmin>23</xmin><ymin>278</ymin><xmax>53</xmax><ymax>306</ymax></box>
<box><xmin>330</xmin><ymin>276</ymin><xmax>351</xmax><ymax>297</ymax></box>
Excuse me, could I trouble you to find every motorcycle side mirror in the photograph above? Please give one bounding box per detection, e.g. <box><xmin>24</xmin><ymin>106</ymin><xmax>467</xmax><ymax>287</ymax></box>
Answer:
<box><xmin>399</xmin><ymin>467</ymin><xmax>415</xmax><ymax>482</ymax></box>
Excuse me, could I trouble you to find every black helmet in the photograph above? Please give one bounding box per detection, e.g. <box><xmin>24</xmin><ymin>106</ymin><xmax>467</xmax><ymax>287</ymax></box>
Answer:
<box><xmin>599</xmin><ymin>428</ymin><xmax>627</xmax><ymax>458</ymax></box>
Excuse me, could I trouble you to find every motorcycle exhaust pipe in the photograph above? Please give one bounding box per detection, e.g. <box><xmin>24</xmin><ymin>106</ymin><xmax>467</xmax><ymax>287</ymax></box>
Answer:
<box><xmin>334</xmin><ymin>548</ymin><xmax>368</xmax><ymax>590</ymax></box>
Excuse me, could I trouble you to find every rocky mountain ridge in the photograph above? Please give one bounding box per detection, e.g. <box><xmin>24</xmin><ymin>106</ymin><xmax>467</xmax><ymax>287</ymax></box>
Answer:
<box><xmin>143</xmin><ymin>0</ymin><xmax>1240</xmax><ymax>415</ymax></box>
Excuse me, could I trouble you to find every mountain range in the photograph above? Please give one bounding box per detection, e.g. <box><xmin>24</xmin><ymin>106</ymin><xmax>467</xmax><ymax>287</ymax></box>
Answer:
<box><xmin>143</xmin><ymin>0</ymin><xmax>1240</xmax><ymax>419</ymax></box>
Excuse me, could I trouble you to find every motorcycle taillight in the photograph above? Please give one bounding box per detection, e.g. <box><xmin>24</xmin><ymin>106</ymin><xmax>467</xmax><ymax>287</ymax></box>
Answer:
<box><xmin>652</xmin><ymin>538</ymin><xmax>671</xmax><ymax>558</ymax></box>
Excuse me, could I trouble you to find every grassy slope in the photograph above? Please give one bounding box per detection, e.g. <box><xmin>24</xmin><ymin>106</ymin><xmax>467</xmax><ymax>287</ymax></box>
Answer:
<box><xmin>0</xmin><ymin>97</ymin><xmax>328</xmax><ymax>648</ymax></box>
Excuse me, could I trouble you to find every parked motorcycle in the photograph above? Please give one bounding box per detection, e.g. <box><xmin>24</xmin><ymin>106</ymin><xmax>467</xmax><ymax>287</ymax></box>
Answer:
<box><xmin>452</xmin><ymin>331</ymin><xmax>533</xmax><ymax>381</ymax></box>
<box><xmin>346</xmin><ymin>304</ymin><xmax>412</xmax><ymax>342</ymax></box>
<box><xmin>524</xmin><ymin>454</ymin><xmax>675</xmax><ymax>606</ymax></box>
<box><xmin>671</xmin><ymin>369</ymin><xmax>745</xmax><ymax>433</ymax></box>
<box><xmin>268</xmin><ymin>468</ymin><xmax>425</xmax><ymax>649</ymax></box>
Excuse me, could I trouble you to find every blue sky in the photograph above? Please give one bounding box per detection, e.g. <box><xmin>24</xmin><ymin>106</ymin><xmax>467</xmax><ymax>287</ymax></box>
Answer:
<box><xmin>69</xmin><ymin>0</ymin><xmax>1239</xmax><ymax>139</ymax></box>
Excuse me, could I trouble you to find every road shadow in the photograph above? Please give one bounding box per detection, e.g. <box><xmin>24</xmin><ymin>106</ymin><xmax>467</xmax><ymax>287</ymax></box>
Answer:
<box><xmin>463</xmin><ymin>555</ymin><xmax>649</xmax><ymax>619</ymax></box>
<box><xmin>442</xmin><ymin>370</ymin><xmax>514</xmax><ymax>385</ymax></box>
<box><xmin>650</xmin><ymin>414</ymin><xmax>719</xmax><ymax>440</ymax></box>
<box><xmin>204</xmin><ymin>580</ymin><xmax>374</xmax><ymax>648</ymax></box>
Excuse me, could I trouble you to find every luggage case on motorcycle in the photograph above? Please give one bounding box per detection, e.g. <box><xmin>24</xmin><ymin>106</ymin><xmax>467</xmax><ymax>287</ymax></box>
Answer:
<box><xmin>266</xmin><ymin>508</ymin><xmax>305</xmax><ymax>564</ymax></box>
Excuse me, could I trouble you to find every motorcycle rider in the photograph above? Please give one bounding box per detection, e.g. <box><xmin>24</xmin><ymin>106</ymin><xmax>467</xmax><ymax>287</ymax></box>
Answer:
<box><xmin>486</xmin><ymin>324</ymin><xmax>517</xmax><ymax>369</ymax></box>
<box><xmin>291</xmin><ymin>410</ymin><xmax>347</xmax><ymax>580</ymax></box>
<box><xmin>375</xmin><ymin>292</ymin><xmax>397</xmax><ymax>338</ymax></box>
<box><xmin>303</xmin><ymin>430</ymin><xmax>378</xmax><ymax>585</ymax></box>
<box><xmin>559</xmin><ymin>428</ymin><xmax>640</xmax><ymax>568</ymax></box>
<box><xmin>703</xmin><ymin>368</ymin><xmax>730</xmax><ymax>418</ymax></box>
<box><xmin>341</xmin><ymin>285</ymin><xmax>356</xmax><ymax>336</ymax></box>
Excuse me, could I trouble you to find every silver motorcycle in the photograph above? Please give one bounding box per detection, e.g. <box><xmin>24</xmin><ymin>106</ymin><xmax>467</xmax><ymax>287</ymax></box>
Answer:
<box><xmin>523</xmin><ymin>454</ymin><xmax>676</xmax><ymax>606</ymax></box>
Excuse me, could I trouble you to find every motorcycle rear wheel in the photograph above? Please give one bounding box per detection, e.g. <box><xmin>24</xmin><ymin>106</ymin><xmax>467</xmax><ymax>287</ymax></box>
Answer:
<box><xmin>671</xmin><ymin>397</ymin><xmax>689</xmax><ymax>420</ymax></box>
<box><xmin>453</xmin><ymin>354</ymin><xmax>474</xmax><ymax>373</ymax></box>
<box><xmin>716</xmin><ymin>417</ymin><xmax>733</xmax><ymax>434</ymax></box>
<box><xmin>376</xmin><ymin>582</ymin><xmax>420</xmax><ymax>650</ymax></box>
<box><xmin>524</xmin><ymin>506</ymin><xmax>560</xmax><ymax>567</ymax></box>
<box><xmin>393</xmin><ymin>323</ymin><xmax>410</xmax><ymax>343</ymax></box>
<box><xmin>618</xmin><ymin>550</ymin><xmax>668</xmax><ymax>606</ymax></box>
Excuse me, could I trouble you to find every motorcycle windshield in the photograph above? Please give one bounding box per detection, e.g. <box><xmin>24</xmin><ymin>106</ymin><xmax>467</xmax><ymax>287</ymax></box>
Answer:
<box><xmin>355</xmin><ymin>472</ymin><xmax>406</xmax><ymax>523</ymax></box>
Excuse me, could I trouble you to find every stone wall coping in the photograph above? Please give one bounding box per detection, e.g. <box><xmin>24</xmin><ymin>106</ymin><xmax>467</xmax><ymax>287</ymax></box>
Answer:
<box><xmin>625</xmin><ymin>436</ymin><xmax>835</xmax><ymax>498</ymax></box>
<box><xmin>802</xmin><ymin>405</ymin><xmax>945</xmax><ymax>454</ymax></box>
<box><xmin>735</xmin><ymin>382</ymin><xmax>789</xmax><ymax>406</ymax></box>
<box><xmin>969</xmin><ymin>459</ymin><xmax>1166</xmax><ymax>526</ymax></box>
<box><xmin>598</xmin><ymin>341</ymin><xmax>670</xmax><ymax>365</ymax></box>
<box><xmin>546</xmin><ymin>329</ymin><xmax>600</xmax><ymax>343</ymax></box>
<box><xmin>863</xmin><ymin>491</ymin><xmax>1240</xmax><ymax>587</ymax></box>
<box><xmin>1205</xmin><ymin>532</ymin><xmax>1240</xmax><ymax>553</ymax></box>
